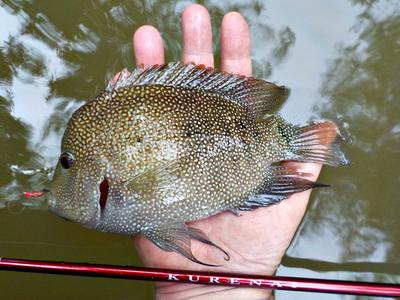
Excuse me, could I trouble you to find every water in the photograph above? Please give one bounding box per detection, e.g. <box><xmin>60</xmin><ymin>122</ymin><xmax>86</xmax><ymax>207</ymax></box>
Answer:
<box><xmin>0</xmin><ymin>0</ymin><xmax>399</xmax><ymax>299</ymax></box>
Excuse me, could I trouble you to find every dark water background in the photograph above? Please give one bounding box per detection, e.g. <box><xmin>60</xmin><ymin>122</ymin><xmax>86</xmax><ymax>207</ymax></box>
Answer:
<box><xmin>0</xmin><ymin>0</ymin><xmax>399</xmax><ymax>299</ymax></box>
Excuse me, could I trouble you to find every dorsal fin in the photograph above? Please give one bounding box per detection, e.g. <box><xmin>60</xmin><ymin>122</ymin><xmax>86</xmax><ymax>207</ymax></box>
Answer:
<box><xmin>106</xmin><ymin>62</ymin><xmax>288</xmax><ymax>119</ymax></box>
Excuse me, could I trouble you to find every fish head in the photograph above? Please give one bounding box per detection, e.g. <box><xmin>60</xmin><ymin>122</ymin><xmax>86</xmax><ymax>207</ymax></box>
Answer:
<box><xmin>48</xmin><ymin>150</ymin><xmax>108</xmax><ymax>227</ymax></box>
<box><xmin>48</xmin><ymin>103</ymin><xmax>111</xmax><ymax>228</ymax></box>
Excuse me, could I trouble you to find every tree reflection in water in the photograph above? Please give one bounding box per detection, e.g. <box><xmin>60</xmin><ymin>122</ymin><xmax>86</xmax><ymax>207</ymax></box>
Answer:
<box><xmin>0</xmin><ymin>1</ymin><xmax>398</xmax><ymax>299</ymax></box>
<box><xmin>292</xmin><ymin>0</ymin><xmax>400</xmax><ymax>283</ymax></box>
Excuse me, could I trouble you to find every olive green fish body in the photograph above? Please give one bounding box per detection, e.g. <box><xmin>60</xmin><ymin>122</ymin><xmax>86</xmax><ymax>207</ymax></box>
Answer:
<box><xmin>49</xmin><ymin>62</ymin><xmax>348</xmax><ymax>265</ymax></box>
<box><xmin>62</xmin><ymin>85</ymin><xmax>270</xmax><ymax>229</ymax></box>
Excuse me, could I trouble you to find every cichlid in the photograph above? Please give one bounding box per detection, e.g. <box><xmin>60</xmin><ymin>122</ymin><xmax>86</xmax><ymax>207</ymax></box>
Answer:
<box><xmin>48</xmin><ymin>62</ymin><xmax>348</xmax><ymax>265</ymax></box>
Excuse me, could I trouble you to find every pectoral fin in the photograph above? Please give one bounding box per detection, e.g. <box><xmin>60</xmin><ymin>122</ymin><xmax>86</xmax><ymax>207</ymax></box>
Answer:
<box><xmin>125</xmin><ymin>160</ymin><xmax>183</xmax><ymax>202</ymax></box>
<box><xmin>144</xmin><ymin>223</ymin><xmax>228</xmax><ymax>266</ymax></box>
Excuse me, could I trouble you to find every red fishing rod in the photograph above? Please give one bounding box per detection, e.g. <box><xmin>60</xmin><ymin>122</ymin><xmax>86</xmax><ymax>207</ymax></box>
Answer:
<box><xmin>0</xmin><ymin>257</ymin><xmax>399</xmax><ymax>297</ymax></box>
<box><xmin>19</xmin><ymin>192</ymin><xmax>400</xmax><ymax>297</ymax></box>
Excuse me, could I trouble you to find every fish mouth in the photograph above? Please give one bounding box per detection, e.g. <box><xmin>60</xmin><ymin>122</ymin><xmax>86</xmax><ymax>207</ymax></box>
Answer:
<box><xmin>99</xmin><ymin>177</ymin><xmax>109</xmax><ymax>215</ymax></box>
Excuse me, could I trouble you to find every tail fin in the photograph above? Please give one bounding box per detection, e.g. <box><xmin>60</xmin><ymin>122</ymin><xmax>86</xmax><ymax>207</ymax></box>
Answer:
<box><xmin>288</xmin><ymin>121</ymin><xmax>349</xmax><ymax>166</ymax></box>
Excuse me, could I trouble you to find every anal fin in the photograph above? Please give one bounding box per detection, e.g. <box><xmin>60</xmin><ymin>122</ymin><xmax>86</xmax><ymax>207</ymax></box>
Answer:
<box><xmin>240</xmin><ymin>165</ymin><xmax>327</xmax><ymax>210</ymax></box>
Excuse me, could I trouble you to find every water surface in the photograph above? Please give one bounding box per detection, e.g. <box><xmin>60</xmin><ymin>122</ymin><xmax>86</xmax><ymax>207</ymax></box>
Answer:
<box><xmin>0</xmin><ymin>0</ymin><xmax>399</xmax><ymax>299</ymax></box>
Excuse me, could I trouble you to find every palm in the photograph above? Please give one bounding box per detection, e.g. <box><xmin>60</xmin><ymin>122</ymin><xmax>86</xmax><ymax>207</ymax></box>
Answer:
<box><xmin>134</xmin><ymin>179</ymin><xmax>319</xmax><ymax>273</ymax></box>
<box><xmin>130</xmin><ymin>4</ymin><xmax>324</xmax><ymax>299</ymax></box>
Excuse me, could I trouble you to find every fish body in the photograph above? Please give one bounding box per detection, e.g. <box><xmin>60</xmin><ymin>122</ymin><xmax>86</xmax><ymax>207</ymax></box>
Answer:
<box><xmin>49</xmin><ymin>63</ymin><xmax>348</xmax><ymax>265</ymax></box>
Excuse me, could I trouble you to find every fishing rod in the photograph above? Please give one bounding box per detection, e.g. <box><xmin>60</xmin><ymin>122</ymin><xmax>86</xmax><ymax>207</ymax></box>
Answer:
<box><xmin>0</xmin><ymin>257</ymin><xmax>399</xmax><ymax>297</ymax></box>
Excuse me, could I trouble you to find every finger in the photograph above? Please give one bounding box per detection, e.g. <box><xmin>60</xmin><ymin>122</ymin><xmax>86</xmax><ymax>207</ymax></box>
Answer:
<box><xmin>182</xmin><ymin>4</ymin><xmax>214</xmax><ymax>67</ymax></box>
<box><xmin>221</xmin><ymin>12</ymin><xmax>252</xmax><ymax>76</ymax></box>
<box><xmin>133</xmin><ymin>25</ymin><xmax>164</xmax><ymax>69</ymax></box>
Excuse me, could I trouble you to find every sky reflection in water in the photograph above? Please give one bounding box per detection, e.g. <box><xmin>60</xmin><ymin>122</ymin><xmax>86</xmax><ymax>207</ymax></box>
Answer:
<box><xmin>0</xmin><ymin>1</ymin><xmax>399</xmax><ymax>299</ymax></box>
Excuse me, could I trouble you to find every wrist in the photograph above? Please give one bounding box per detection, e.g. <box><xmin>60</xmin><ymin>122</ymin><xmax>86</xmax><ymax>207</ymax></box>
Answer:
<box><xmin>155</xmin><ymin>282</ymin><xmax>274</xmax><ymax>300</ymax></box>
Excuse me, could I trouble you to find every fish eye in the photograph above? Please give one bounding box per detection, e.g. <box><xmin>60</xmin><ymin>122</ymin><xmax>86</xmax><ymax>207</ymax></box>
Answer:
<box><xmin>59</xmin><ymin>152</ymin><xmax>74</xmax><ymax>169</ymax></box>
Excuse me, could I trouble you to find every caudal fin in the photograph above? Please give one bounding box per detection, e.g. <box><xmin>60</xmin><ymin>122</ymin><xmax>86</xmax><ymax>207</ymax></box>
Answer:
<box><xmin>288</xmin><ymin>121</ymin><xmax>350</xmax><ymax>166</ymax></box>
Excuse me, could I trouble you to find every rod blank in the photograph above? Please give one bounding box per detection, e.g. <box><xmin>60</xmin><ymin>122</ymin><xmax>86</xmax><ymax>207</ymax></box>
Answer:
<box><xmin>0</xmin><ymin>257</ymin><xmax>399</xmax><ymax>297</ymax></box>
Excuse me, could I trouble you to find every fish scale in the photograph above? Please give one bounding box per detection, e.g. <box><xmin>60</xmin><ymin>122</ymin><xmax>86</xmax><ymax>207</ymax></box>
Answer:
<box><xmin>47</xmin><ymin>62</ymin><xmax>348</xmax><ymax>266</ymax></box>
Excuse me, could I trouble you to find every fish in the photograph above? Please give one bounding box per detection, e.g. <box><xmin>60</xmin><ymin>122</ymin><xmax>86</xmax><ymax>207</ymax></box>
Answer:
<box><xmin>47</xmin><ymin>62</ymin><xmax>348</xmax><ymax>265</ymax></box>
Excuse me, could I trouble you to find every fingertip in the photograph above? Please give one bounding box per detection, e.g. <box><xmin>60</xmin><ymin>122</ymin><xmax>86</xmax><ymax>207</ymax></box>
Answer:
<box><xmin>221</xmin><ymin>11</ymin><xmax>250</xmax><ymax>57</ymax></box>
<box><xmin>133</xmin><ymin>25</ymin><xmax>164</xmax><ymax>68</ymax></box>
<box><xmin>221</xmin><ymin>11</ymin><xmax>252</xmax><ymax>76</ymax></box>
<box><xmin>222</xmin><ymin>11</ymin><xmax>247</xmax><ymax>28</ymax></box>
<box><xmin>182</xmin><ymin>3</ymin><xmax>214</xmax><ymax>67</ymax></box>
<box><xmin>182</xmin><ymin>3</ymin><xmax>209</xmax><ymax>17</ymax></box>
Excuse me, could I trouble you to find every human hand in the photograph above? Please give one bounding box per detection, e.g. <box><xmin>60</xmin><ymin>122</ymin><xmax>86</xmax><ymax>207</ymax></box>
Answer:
<box><xmin>131</xmin><ymin>4</ymin><xmax>324</xmax><ymax>300</ymax></box>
